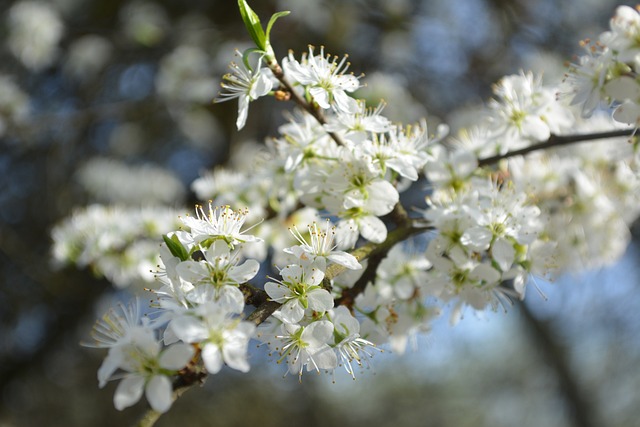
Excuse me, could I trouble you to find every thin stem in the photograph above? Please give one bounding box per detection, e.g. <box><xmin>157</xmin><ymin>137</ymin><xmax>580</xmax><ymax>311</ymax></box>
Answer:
<box><xmin>135</xmin><ymin>387</ymin><xmax>195</xmax><ymax>427</ymax></box>
<box><xmin>478</xmin><ymin>128</ymin><xmax>635</xmax><ymax>166</ymax></box>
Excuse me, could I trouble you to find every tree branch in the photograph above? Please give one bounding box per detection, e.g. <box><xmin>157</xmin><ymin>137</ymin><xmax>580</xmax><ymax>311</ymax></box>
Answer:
<box><xmin>519</xmin><ymin>301</ymin><xmax>599</xmax><ymax>427</ymax></box>
<box><xmin>478</xmin><ymin>128</ymin><xmax>635</xmax><ymax>166</ymax></box>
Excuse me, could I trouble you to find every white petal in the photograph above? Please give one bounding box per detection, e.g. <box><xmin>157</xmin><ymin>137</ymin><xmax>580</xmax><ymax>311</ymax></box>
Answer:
<box><xmin>170</xmin><ymin>316</ymin><xmax>208</xmax><ymax>343</ymax></box>
<box><xmin>520</xmin><ymin>117</ymin><xmax>550</xmax><ymax>141</ymax></box>
<box><xmin>98</xmin><ymin>349</ymin><xmax>123</xmax><ymax>388</ymax></box>
<box><xmin>335</xmin><ymin>219</ymin><xmax>359</xmax><ymax>249</ymax></box>
<box><xmin>229</xmin><ymin>259</ymin><xmax>260</xmax><ymax>283</ymax></box>
<box><xmin>309</xmin><ymin>86</ymin><xmax>330</xmax><ymax>109</ymax></box>
<box><xmin>307</xmin><ymin>288</ymin><xmax>334</xmax><ymax>312</ymax></box>
<box><xmin>222</xmin><ymin>339</ymin><xmax>251</xmax><ymax>372</ymax></box>
<box><xmin>333</xmin><ymin>89</ymin><xmax>358</xmax><ymax>114</ymax></box>
<box><xmin>249</xmin><ymin>72</ymin><xmax>273</xmax><ymax>99</ymax></box>
<box><xmin>308</xmin><ymin>344</ymin><xmax>338</xmax><ymax>370</ymax></box>
<box><xmin>175</xmin><ymin>260</ymin><xmax>207</xmax><ymax>284</ymax></box>
<box><xmin>279</xmin><ymin>300</ymin><xmax>305</xmax><ymax>324</ymax></box>
<box><xmin>331</xmin><ymin>306</ymin><xmax>360</xmax><ymax>334</ymax></box>
<box><xmin>201</xmin><ymin>343</ymin><xmax>224</xmax><ymax>374</ymax></box>
<box><xmin>146</xmin><ymin>375</ymin><xmax>173</xmax><ymax>413</ymax></box>
<box><xmin>604</xmin><ymin>76</ymin><xmax>640</xmax><ymax>101</ymax></box>
<box><xmin>327</xmin><ymin>251</ymin><xmax>362</xmax><ymax>270</ymax></box>
<box><xmin>159</xmin><ymin>343</ymin><xmax>194</xmax><ymax>370</ymax></box>
<box><xmin>264</xmin><ymin>281</ymin><xmax>289</xmax><ymax>302</ymax></box>
<box><xmin>302</xmin><ymin>320</ymin><xmax>333</xmax><ymax>346</ymax></box>
<box><xmin>236</xmin><ymin>96</ymin><xmax>249</xmax><ymax>130</ymax></box>
<box><xmin>114</xmin><ymin>375</ymin><xmax>145</xmax><ymax>411</ymax></box>
<box><xmin>217</xmin><ymin>286</ymin><xmax>246</xmax><ymax>314</ymax></box>
<box><xmin>470</xmin><ymin>263</ymin><xmax>501</xmax><ymax>285</ymax></box>
<box><xmin>452</xmin><ymin>150</ymin><xmax>478</xmax><ymax>177</ymax></box>
<box><xmin>492</xmin><ymin>238</ymin><xmax>515</xmax><ymax>272</ymax></box>
<box><xmin>461</xmin><ymin>227</ymin><xmax>492</xmax><ymax>251</ymax></box>
<box><xmin>613</xmin><ymin>100</ymin><xmax>640</xmax><ymax>125</ymax></box>
<box><xmin>364</xmin><ymin>180</ymin><xmax>399</xmax><ymax>216</ymax></box>
<box><xmin>359</xmin><ymin>215</ymin><xmax>387</xmax><ymax>243</ymax></box>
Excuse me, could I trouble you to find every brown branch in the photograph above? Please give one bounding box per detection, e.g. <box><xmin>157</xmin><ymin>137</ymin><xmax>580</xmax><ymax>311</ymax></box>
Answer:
<box><xmin>519</xmin><ymin>301</ymin><xmax>599</xmax><ymax>427</ymax></box>
<box><xmin>478</xmin><ymin>128</ymin><xmax>635</xmax><ymax>166</ymax></box>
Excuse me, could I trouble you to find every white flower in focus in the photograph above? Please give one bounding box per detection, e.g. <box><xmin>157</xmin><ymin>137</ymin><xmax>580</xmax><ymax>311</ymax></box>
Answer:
<box><xmin>322</xmin><ymin>152</ymin><xmax>399</xmax><ymax>217</ymax></box>
<box><xmin>364</xmin><ymin>120</ymin><xmax>447</xmax><ymax>181</ymax></box>
<box><xmin>169</xmin><ymin>301</ymin><xmax>255</xmax><ymax>374</ymax></box>
<box><xmin>284</xmin><ymin>46</ymin><xmax>360</xmax><ymax>114</ymax></box>
<box><xmin>215</xmin><ymin>58</ymin><xmax>273</xmax><ymax>130</ymax></box>
<box><xmin>285</xmin><ymin>220</ymin><xmax>362</xmax><ymax>270</ymax></box>
<box><xmin>274</xmin><ymin>109</ymin><xmax>337</xmax><ymax>172</ymax></box>
<box><xmin>324</xmin><ymin>101</ymin><xmax>392</xmax><ymax>144</ymax></box>
<box><xmin>265</xmin><ymin>264</ymin><xmax>333</xmax><ymax>324</ymax></box>
<box><xmin>329</xmin><ymin>306</ymin><xmax>379</xmax><ymax>379</ymax></box>
<box><xmin>7</xmin><ymin>1</ymin><xmax>64</xmax><ymax>70</ymax></box>
<box><xmin>180</xmin><ymin>203</ymin><xmax>262</xmax><ymax>249</ymax></box>
<box><xmin>85</xmin><ymin>300</ymin><xmax>144</xmax><ymax>350</ymax></box>
<box><xmin>274</xmin><ymin>320</ymin><xmax>338</xmax><ymax>380</ymax></box>
<box><xmin>175</xmin><ymin>240</ymin><xmax>259</xmax><ymax>311</ymax></box>
<box><xmin>98</xmin><ymin>327</ymin><xmax>194</xmax><ymax>413</ymax></box>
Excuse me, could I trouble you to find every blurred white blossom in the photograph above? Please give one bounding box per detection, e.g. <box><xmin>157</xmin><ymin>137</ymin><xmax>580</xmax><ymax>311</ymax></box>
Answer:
<box><xmin>76</xmin><ymin>157</ymin><xmax>186</xmax><ymax>205</ymax></box>
<box><xmin>7</xmin><ymin>1</ymin><xmax>64</xmax><ymax>70</ymax></box>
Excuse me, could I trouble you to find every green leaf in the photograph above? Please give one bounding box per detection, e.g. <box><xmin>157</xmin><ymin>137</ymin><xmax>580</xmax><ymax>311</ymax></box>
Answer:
<box><xmin>265</xmin><ymin>10</ymin><xmax>290</xmax><ymax>43</ymax></box>
<box><xmin>162</xmin><ymin>234</ymin><xmax>189</xmax><ymax>261</ymax></box>
<box><xmin>238</xmin><ymin>0</ymin><xmax>266</xmax><ymax>51</ymax></box>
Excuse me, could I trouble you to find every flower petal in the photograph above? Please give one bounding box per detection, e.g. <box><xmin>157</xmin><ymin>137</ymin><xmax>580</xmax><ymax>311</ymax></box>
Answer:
<box><xmin>146</xmin><ymin>375</ymin><xmax>173</xmax><ymax>413</ymax></box>
<box><xmin>114</xmin><ymin>375</ymin><xmax>145</xmax><ymax>411</ymax></box>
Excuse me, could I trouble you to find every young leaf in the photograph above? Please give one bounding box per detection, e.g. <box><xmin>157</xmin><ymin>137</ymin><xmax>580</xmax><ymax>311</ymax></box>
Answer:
<box><xmin>265</xmin><ymin>10</ymin><xmax>290</xmax><ymax>43</ymax></box>
<box><xmin>163</xmin><ymin>234</ymin><xmax>189</xmax><ymax>261</ymax></box>
<box><xmin>238</xmin><ymin>0</ymin><xmax>266</xmax><ymax>51</ymax></box>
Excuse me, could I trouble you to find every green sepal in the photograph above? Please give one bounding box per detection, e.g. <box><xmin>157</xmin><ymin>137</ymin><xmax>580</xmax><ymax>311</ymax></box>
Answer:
<box><xmin>162</xmin><ymin>234</ymin><xmax>189</xmax><ymax>261</ymax></box>
<box><xmin>241</xmin><ymin>47</ymin><xmax>263</xmax><ymax>72</ymax></box>
<box><xmin>238</xmin><ymin>0</ymin><xmax>266</xmax><ymax>51</ymax></box>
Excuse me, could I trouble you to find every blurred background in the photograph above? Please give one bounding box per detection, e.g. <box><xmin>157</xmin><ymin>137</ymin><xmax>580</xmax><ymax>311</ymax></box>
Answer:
<box><xmin>1</xmin><ymin>0</ymin><xmax>640</xmax><ymax>426</ymax></box>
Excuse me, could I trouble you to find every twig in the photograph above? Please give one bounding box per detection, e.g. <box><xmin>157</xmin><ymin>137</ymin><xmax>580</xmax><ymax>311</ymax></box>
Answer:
<box><xmin>478</xmin><ymin>128</ymin><xmax>635</xmax><ymax>166</ymax></box>
<box><xmin>267</xmin><ymin>61</ymin><xmax>349</xmax><ymax>147</ymax></box>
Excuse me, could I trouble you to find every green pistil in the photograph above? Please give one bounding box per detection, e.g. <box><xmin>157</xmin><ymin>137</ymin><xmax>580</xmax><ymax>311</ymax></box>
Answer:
<box><xmin>209</xmin><ymin>268</ymin><xmax>229</xmax><ymax>287</ymax></box>
<box><xmin>491</xmin><ymin>222</ymin><xmax>506</xmax><ymax>236</ymax></box>
<box><xmin>344</xmin><ymin>206</ymin><xmax>365</xmax><ymax>218</ymax></box>
<box><xmin>452</xmin><ymin>269</ymin><xmax>469</xmax><ymax>289</ymax></box>
<box><xmin>351</xmin><ymin>174</ymin><xmax>366</xmax><ymax>188</ymax></box>
<box><xmin>510</xmin><ymin>109</ymin><xmax>526</xmax><ymax>127</ymax></box>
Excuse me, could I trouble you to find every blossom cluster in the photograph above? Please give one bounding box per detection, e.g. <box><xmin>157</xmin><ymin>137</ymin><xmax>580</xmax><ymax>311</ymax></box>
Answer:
<box><xmin>563</xmin><ymin>5</ymin><xmax>640</xmax><ymax>128</ymax></box>
<box><xmin>70</xmin><ymin>1</ymin><xmax>640</xmax><ymax>416</ymax></box>
<box><xmin>51</xmin><ymin>205</ymin><xmax>182</xmax><ymax>288</ymax></box>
